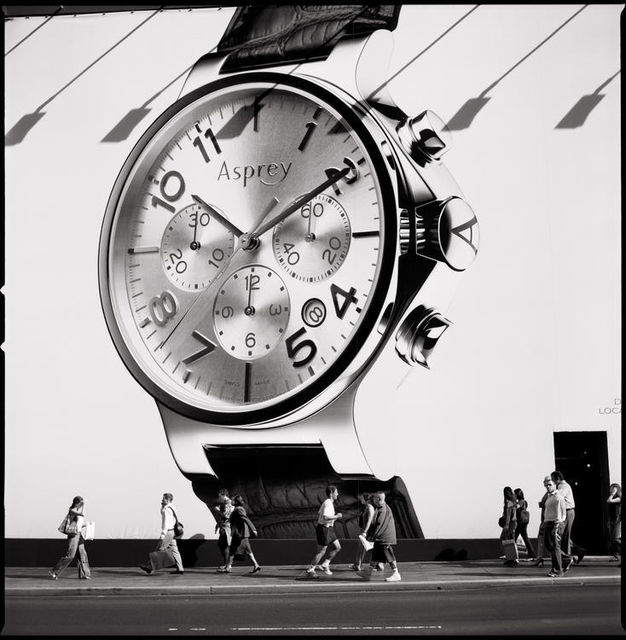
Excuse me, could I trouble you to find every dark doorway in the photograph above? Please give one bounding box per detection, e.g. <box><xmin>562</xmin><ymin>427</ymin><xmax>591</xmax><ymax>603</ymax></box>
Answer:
<box><xmin>553</xmin><ymin>431</ymin><xmax>610</xmax><ymax>554</ymax></box>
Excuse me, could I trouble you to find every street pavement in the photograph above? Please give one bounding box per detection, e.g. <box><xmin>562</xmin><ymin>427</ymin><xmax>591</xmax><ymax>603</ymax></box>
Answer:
<box><xmin>5</xmin><ymin>556</ymin><xmax>620</xmax><ymax>597</ymax></box>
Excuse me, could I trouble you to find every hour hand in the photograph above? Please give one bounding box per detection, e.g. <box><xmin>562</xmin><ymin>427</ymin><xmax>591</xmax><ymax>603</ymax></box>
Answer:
<box><xmin>191</xmin><ymin>194</ymin><xmax>244</xmax><ymax>238</ymax></box>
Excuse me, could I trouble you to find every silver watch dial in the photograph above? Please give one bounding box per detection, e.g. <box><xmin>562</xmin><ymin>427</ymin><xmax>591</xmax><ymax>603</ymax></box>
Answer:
<box><xmin>100</xmin><ymin>73</ymin><xmax>395</xmax><ymax>423</ymax></box>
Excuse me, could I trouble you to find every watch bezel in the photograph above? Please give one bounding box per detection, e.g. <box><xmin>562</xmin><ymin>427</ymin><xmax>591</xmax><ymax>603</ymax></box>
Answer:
<box><xmin>98</xmin><ymin>71</ymin><xmax>398</xmax><ymax>426</ymax></box>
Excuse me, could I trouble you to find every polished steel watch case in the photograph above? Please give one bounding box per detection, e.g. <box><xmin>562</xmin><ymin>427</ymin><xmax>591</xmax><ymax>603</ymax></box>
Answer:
<box><xmin>99</xmin><ymin>30</ymin><xmax>476</xmax><ymax>440</ymax></box>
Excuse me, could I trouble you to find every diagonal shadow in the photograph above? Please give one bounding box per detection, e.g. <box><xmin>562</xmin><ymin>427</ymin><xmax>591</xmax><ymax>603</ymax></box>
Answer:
<box><xmin>555</xmin><ymin>70</ymin><xmax>620</xmax><ymax>128</ymax></box>
<box><xmin>4</xmin><ymin>5</ymin><xmax>63</xmax><ymax>56</ymax></box>
<box><xmin>102</xmin><ymin>5</ymin><xmax>378</xmax><ymax>145</ymax></box>
<box><xmin>101</xmin><ymin>63</ymin><xmax>196</xmax><ymax>142</ymax></box>
<box><xmin>446</xmin><ymin>4</ymin><xmax>588</xmax><ymax>131</ymax></box>
<box><xmin>367</xmin><ymin>4</ymin><xmax>480</xmax><ymax>103</ymax></box>
<box><xmin>5</xmin><ymin>8</ymin><xmax>163</xmax><ymax>146</ymax></box>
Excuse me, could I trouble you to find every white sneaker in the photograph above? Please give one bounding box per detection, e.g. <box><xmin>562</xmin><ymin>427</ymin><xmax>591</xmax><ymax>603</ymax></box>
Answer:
<box><xmin>305</xmin><ymin>566</ymin><xmax>316</xmax><ymax>576</ymax></box>
<box><xmin>318</xmin><ymin>564</ymin><xmax>332</xmax><ymax>575</ymax></box>
<box><xmin>357</xmin><ymin>567</ymin><xmax>373</xmax><ymax>580</ymax></box>
<box><xmin>385</xmin><ymin>571</ymin><xmax>401</xmax><ymax>582</ymax></box>
<box><xmin>375</xmin><ymin>562</ymin><xmax>385</xmax><ymax>571</ymax></box>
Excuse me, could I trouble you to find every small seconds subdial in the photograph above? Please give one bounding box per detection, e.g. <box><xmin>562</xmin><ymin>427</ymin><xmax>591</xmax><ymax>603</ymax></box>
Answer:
<box><xmin>272</xmin><ymin>193</ymin><xmax>351</xmax><ymax>282</ymax></box>
<box><xmin>161</xmin><ymin>203</ymin><xmax>235</xmax><ymax>291</ymax></box>
<box><xmin>213</xmin><ymin>265</ymin><xmax>290</xmax><ymax>361</ymax></box>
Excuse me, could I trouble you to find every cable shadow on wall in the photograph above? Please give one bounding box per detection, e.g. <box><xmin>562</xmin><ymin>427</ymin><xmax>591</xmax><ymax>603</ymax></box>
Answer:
<box><xmin>366</xmin><ymin>5</ymin><xmax>480</xmax><ymax>104</ymax></box>
<box><xmin>4</xmin><ymin>8</ymin><xmax>162</xmax><ymax>146</ymax></box>
<box><xmin>101</xmin><ymin>64</ymin><xmax>195</xmax><ymax>142</ymax></box>
<box><xmin>101</xmin><ymin>5</ymin><xmax>387</xmax><ymax>144</ymax></box>
<box><xmin>4</xmin><ymin>5</ymin><xmax>63</xmax><ymax>56</ymax></box>
<box><xmin>555</xmin><ymin>71</ymin><xmax>620</xmax><ymax>128</ymax></box>
<box><xmin>446</xmin><ymin>4</ymin><xmax>588</xmax><ymax>131</ymax></box>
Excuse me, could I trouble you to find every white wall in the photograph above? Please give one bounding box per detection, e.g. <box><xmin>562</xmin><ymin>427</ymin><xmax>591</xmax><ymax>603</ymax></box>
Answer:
<box><xmin>4</xmin><ymin>5</ymin><xmax>621</xmax><ymax>540</ymax></box>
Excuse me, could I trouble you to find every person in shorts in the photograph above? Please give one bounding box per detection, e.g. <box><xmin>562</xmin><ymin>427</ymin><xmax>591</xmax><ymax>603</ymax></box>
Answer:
<box><xmin>305</xmin><ymin>485</ymin><xmax>342</xmax><ymax>576</ymax></box>
<box><xmin>357</xmin><ymin>490</ymin><xmax>401</xmax><ymax>582</ymax></box>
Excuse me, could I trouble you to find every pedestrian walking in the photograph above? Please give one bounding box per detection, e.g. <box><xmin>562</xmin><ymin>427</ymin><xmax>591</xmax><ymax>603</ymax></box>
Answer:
<box><xmin>350</xmin><ymin>492</ymin><xmax>375</xmax><ymax>571</ymax></box>
<box><xmin>222</xmin><ymin>495</ymin><xmax>261</xmax><ymax>574</ymax></box>
<box><xmin>514</xmin><ymin>488</ymin><xmax>536</xmax><ymax>559</ymax></box>
<box><xmin>357</xmin><ymin>490</ymin><xmax>401</xmax><ymax>582</ymax></box>
<box><xmin>305</xmin><ymin>485</ymin><xmax>343</xmax><ymax>576</ymax></box>
<box><xmin>606</xmin><ymin>482</ymin><xmax>621</xmax><ymax>563</ymax></box>
<box><xmin>499</xmin><ymin>486</ymin><xmax>519</xmax><ymax>566</ymax></box>
<box><xmin>214</xmin><ymin>488</ymin><xmax>234</xmax><ymax>573</ymax></box>
<box><xmin>531</xmin><ymin>476</ymin><xmax>552</xmax><ymax>567</ymax></box>
<box><xmin>552</xmin><ymin>470</ymin><xmax>586</xmax><ymax>564</ymax></box>
<box><xmin>139</xmin><ymin>493</ymin><xmax>184</xmax><ymax>575</ymax></box>
<box><xmin>543</xmin><ymin>475</ymin><xmax>569</xmax><ymax>577</ymax></box>
<box><xmin>49</xmin><ymin>496</ymin><xmax>91</xmax><ymax>580</ymax></box>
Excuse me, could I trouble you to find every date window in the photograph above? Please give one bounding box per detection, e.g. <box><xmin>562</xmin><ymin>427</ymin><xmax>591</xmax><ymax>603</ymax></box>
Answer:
<box><xmin>302</xmin><ymin>298</ymin><xmax>326</xmax><ymax>328</ymax></box>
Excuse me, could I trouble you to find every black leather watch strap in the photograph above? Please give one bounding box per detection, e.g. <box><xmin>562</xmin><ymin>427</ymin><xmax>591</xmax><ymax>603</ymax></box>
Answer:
<box><xmin>189</xmin><ymin>445</ymin><xmax>422</xmax><ymax>539</ymax></box>
<box><xmin>216</xmin><ymin>4</ymin><xmax>401</xmax><ymax>72</ymax></box>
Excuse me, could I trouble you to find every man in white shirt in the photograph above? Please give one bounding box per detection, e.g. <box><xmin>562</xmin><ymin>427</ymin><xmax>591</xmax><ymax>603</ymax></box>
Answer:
<box><xmin>305</xmin><ymin>485</ymin><xmax>343</xmax><ymax>576</ymax></box>
<box><xmin>140</xmin><ymin>493</ymin><xmax>184</xmax><ymax>575</ymax></box>
<box><xmin>552</xmin><ymin>470</ymin><xmax>586</xmax><ymax>565</ymax></box>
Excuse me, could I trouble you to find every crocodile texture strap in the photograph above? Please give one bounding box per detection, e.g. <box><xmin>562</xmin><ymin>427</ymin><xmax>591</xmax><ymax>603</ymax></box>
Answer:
<box><xmin>188</xmin><ymin>445</ymin><xmax>422</xmax><ymax>539</ymax></box>
<box><xmin>216</xmin><ymin>4</ymin><xmax>401</xmax><ymax>72</ymax></box>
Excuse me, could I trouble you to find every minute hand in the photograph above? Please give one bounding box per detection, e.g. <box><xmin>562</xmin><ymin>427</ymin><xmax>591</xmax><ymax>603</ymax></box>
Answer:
<box><xmin>250</xmin><ymin>164</ymin><xmax>351</xmax><ymax>240</ymax></box>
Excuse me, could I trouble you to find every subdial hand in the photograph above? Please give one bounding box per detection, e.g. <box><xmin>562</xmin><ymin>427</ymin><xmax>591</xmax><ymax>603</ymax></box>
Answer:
<box><xmin>190</xmin><ymin>212</ymin><xmax>199</xmax><ymax>250</ymax></box>
<box><xmin>191</xmin><ymin>194</ymin><xmax>244</xmax><ymax>238</ymax></box>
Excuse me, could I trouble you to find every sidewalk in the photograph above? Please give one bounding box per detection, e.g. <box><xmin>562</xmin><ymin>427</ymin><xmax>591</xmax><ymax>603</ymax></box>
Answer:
<box><xmin>5</xmin><ymin>557</ymin><xmax>620</xmax><ymax>597</ymax></box>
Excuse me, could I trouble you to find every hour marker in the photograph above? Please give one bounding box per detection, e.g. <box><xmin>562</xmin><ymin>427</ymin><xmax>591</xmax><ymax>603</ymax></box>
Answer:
<box><xmin>146</xmin><ymin>330</ymin><xmax>156</xmax><ymax>339</ymax></box>
<box><xmin>352</xmin><ymin>230</ymin><xmax>379</xmax><ymax>238</ymax></box>
<box><xmin>162</xmin><ymin>352</ymin><xmax>171</xmax><ymax>363</ymax></box>
<box><xmin>244</xmin><ymin>362</ymin><xmax>251</xmax><ymax>403</ymax></box>
<box><xmin>357</xmin><ymin>158</ymin><xmax>366</xmax><ymax>165</ymax></box>
<box><xmin>206</xmin><ymin>381</ymin><xmax>213</xmax><ymax>395</ymax></box>
<box><xmin>139</xmin><ymin>318</ymin><xmax>151</xmax><ymax>328</ymax></box>
<box><xmin>182</xmin><ymin>331</ymin><xmax>216</xmax><ymax>364</ymax></box>
<box><xmin>182</xmin><ymin>370</ymin><xmax>191</xmax><ymax>383</ymax></box>
<box><xmin>308</xmin><ymin>366</ymin><xmax>315</xmax><ymax>376</ymax></box>
<box><xmin>129</xmin><ymin>247</ymin><xmax>159</xmax><ymax>254</ymax></box>
<box><xmin>356</xmin><ymin>307</ymin><xmax>363</xmax><ymax>313</ymax></box>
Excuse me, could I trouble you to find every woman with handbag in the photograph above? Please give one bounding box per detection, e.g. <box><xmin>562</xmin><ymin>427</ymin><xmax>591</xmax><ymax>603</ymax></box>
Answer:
<box><xmin>351</xmin><ymin>492</ymin><xmax>375</xmax><ymax>571</ymax></box>
<box><xmin>221</xmin><ymin>495</ymin><xmax>261</xmax><ymax>574</ymax></box>
<box><xmin>49</xmin><ymin>496</ymin><xmax>91</xmax><ymax>579</ymax></box>
<box><xmin>499</xmin><ymin>486</ymin><xmax>519</xmax><ymax>567</ymax></box>
<box><xmin>514</xmin><ymin>488</ymin><xmax>537</xmax><ymax>559</ymax></box>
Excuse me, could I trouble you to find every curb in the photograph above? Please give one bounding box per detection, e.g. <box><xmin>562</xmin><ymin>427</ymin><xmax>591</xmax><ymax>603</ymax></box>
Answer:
<box><xmin>6</xmin><ymin>574</ymin><xmax>620</xmax><ymax>597</ymax></box>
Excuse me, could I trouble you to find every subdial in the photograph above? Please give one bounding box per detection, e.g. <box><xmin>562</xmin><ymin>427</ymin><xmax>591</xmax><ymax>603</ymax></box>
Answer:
<box><xmin>213</xmin><ymin>265</ymin><xmax>290</xmax><ymax>361</ymax></box>
<box><xmin>161</xmin><ymin>202</ymin><xmax>235</xmax><ymax>291</ymax></box>
<box><xmin>272</xmin><ymin>193</ymin><xmax>351</xmax><ymax>282</ymax></box>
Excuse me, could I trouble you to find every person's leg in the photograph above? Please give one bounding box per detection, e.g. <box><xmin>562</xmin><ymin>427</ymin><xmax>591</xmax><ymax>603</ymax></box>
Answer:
<box><xmin>246</xmin><ymin>547</ymin><xmax>261</xmax><ymax>571</ymax></box>
<box><xmin>322</xmin><ymin>540</ymin><xmax>341</xmax><ymax>566</ymax></box>
<box><xmin>307</xmin><ymin>544</ymin><xmax>328</xmax><ymax>573</ymax></box>
<box><xmin>77</xmin><ymin>537</ymin><xmax>91</xmax><ymax>578</ymax></box>
<box><xmin>353</xmin><ymin>543</ymin><xmax>365</xmax><ymax>570</ymax></box>
<box><xmin>52</xmin><ymin>535</ymin><xmax>79</xmax><ymax>578</ymax></box>
<box><xmin>544</xmin><ymin>522</ymin><xmax>558</xmax><ymax>574</ymax></box>
<box><xmin>520</xmin><ymin>523</ymin><xmax>536</xmax><ymax>558</ymax></box>
<box><xmin>169</xmin><ymin>538</ymin><xmax>184</xmax><ymax>572</ymax></box>
<box><xmin>384</xmin><ymin>546</ymin><xmax>401</xmax><ymax>582</ymax></box>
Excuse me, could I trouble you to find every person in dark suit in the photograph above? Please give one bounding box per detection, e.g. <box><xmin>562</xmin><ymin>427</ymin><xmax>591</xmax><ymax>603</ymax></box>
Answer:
<box><xmin>222</xmin><ymin>495</ymin><xmax>261</xmax><ymax>574</ymax></box>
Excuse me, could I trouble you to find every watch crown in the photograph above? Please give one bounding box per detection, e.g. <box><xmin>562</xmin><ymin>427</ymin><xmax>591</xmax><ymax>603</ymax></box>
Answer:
<box><xmin>399</xmin><ymin>208</ymin><xmax>410</xmax><ymax>254</ymax></box>
<box><xmin>415</xmin><ymin>197</ymin><xmax>479</xmax><ymax>271</ymax></box>
<box><xmin>395</xmin><ymin>306</ymin><xmax>451</xmax><ymax>368</ymax></box>
<box><xmin>398</xmin><ymin>110</ymin><xmax>452</xmax><ymax>163</ymax></box>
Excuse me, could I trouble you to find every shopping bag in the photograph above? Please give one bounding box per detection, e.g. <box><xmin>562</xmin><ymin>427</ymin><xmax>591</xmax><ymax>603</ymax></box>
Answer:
<box><xmin>82</xmin><ymin>521</ymin><xmax>96</xmax><ymax>541</ymax></box>
<box><xmin>358</xmin><ymin>534</ymin><xmax>374</xmax><ymax>551</ymax></box>
<box><xmin>502</xmin><ymin>538</ymin><xmax>519</xmax><ymax>562</ymax></box>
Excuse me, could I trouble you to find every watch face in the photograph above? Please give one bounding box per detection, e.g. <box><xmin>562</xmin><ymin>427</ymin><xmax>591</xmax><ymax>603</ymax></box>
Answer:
<box><xmin>100</xmin><ymin>72</ymin><xmax>396</xmax><ymax>424</ymax></box>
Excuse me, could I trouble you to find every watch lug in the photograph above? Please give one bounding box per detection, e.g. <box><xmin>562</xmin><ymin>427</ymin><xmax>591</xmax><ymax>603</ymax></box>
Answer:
<box><xmin>354</xmin><ymin>28</ymin><xmax>397</xmax><ymax>110</ymax></box>
<box><xmin>158</xmin><ymin>400</ymin><xmax>218</xmax><ymax>477</ymax></box>
<box><xmin>178</xmin><ymin>54</ymin><xmax>226</xmax><ymax>98</ymax></box>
